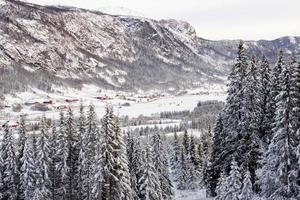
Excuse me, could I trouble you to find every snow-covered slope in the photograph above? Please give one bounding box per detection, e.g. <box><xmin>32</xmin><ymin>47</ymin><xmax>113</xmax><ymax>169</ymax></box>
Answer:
<box><xmin>0</xmin><ymin>0</ymin><xmax>299</xmax><ymax>95</ymax></box>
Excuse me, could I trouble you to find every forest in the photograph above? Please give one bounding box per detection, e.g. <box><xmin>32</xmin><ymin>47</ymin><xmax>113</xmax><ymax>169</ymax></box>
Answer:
<box><xmin>0</xmin><ymin>42</ymin><xmax>299</xmax><ymax>200</ymax></box>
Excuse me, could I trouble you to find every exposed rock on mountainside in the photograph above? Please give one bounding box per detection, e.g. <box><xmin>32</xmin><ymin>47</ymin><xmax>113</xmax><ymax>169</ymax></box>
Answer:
<box><xmin>0</xmin><ymin>0</ymin><xmax>299</xmax><ymax>94</ymax></box>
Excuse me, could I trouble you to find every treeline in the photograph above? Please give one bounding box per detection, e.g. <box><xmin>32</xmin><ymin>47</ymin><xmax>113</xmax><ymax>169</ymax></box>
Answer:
<box><xmin>0</xmin><ymin>105</ymin><xmax>174</xmax><ymax>200</ymax></box>
<box><xmin>208</xmin><ymin>43</ymin><xmax>300</xmax><ymax>199</ymax></box>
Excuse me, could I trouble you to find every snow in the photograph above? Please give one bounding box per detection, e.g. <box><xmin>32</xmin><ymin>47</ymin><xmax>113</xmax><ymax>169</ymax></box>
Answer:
<box><xmin>1</xmin><ymin>84</ymin><xmax>226</xmax><ymax>122</ymax></box>
<box><xmin>289</xmin><ymin>36</ymin><xmax>296</xmax><ymax>44</ymax></box>
<box><xmin>165</xmin><ymin>129</ymin><xmax>202</xmax><ymax>138</ymax></box>
<box><xmin>174</xmin><ymin>189</ymin><xmax>211</xmax><ymax>200</ymax></box>
<box><xmin>116</xmin><ymin>94</ymin><xmax>225</xmax><ymax>117</ymax></box>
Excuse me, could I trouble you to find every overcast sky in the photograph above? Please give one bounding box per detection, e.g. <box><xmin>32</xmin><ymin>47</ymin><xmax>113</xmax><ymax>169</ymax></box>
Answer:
<box><xmin>27</xmin><ymin>0</ymin><xmax>300</xmax><ymax>40</ymax></box>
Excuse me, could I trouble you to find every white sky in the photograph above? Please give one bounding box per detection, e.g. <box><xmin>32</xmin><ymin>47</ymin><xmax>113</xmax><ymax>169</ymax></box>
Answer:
<box><xmin>27</xmin><ymin>0</ymin><xmax>300</xmax><ymax>40</ymax></box>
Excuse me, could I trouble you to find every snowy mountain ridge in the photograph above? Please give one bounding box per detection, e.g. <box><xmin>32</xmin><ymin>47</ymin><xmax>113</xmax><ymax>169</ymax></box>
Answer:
<box><xmin>0</xmin><ymin>0</ymin><xmax>300</xmax><ymax>95</ymax></box>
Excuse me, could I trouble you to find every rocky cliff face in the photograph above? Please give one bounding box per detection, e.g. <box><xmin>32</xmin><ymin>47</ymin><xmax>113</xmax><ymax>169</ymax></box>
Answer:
<box><xmin>0</xmin><ymin>0</ymin><xmax>299</xmax><ymax>94</ymax></box>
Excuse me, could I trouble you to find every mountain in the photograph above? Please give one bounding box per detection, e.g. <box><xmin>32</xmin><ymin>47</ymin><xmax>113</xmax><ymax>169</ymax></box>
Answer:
<box><xmin>0</xmin><ymin>0</ymin><xmax>299</xmax><ymax>95</ymax></box>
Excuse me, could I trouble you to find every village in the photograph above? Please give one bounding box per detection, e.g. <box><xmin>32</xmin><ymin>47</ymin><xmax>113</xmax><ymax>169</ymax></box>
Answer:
<box><xmin>0</xmin><ymin>88</ymin><xmax>223</xmax><ymax>130</ymax></box>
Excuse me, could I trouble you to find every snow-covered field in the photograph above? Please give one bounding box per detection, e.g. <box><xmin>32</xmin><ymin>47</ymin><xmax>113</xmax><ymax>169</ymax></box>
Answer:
<box><xmin>1</xmin><ymin>85</ymin><xmax>226</xmax><ymax>123</ymax></box>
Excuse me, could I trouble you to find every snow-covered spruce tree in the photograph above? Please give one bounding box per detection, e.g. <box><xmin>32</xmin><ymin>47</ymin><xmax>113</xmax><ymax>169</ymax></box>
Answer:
<box><xmin>269</xmin><ymin>50</ymin><xmax>284</xmax><ymax>133</ymax></box>
<box><xmin>287</xmin><ymin>56</ymin><xmax>300</xmax><ymax>197</ymax></box>
<box><xmin>35</xmin><ymin>116</ymin><xmax>52</xmax><ymax>199</ymax></box>
<box><xmin>126</xmin><ymin>132</ymin><xmax>143</xmax><ymax>199</ymax></box>
<box><xmin>138</xmin><ymin>141</ymin><xmax>163</xmax><ymax>200</ymax></box>
<box><xmin>189</xmin><ymin>134</ymin><xmax>200</xmax><ymax>171</ymax></box>
<box><xmin>239</xmin><ymin>168</ymin><xmax>253</xmax><ymax>200</ymax></box>
<box><xmin>16</xmin><ymin>115</ymin><xmax>27</xmax><ymax>199</ymax></box>
<box><xmin>215</xmin><ymin>171</ymin><xmax>227</xmax><ymax>200</ymax></box>
<box><xmin>20</xmin><ymin>135</ymin><xmax>36</xmax><ymax>200</ymax></box>
<box><xmin>258</xmin><ymin>55</ymin><xmax>273</xmax><ymax>146</ymax></box>
<box><xmin>114</xmin><ymin>116</ymin><xmax>134</xmax><ymax>200</ymax></box>
<box><xmin>197</xmin><ymin>142</ymin><xmax>203</xmax><ymax>172</ymax></box>
<box><xmin>207</xmin><ymin>114</ymin><xmax>224</xmax><ymax>196</ymax></box>
<box><xmin>91</xmin><ymin>127</ymin><xmax>102</xmax><ymax>200</ymax></box>
<box><xmin>100</xmin><ymin>106</ymin><xmax>134</xmax><ymax>200</ymax></box>
<box><xmin>224</xmin><ymin>158</ymin><xmax>241</xmax><ymax>200</ymax></box>
<box><xmin>177</xmin><ymin>146</ymin><xmax>189</xmax><ymax>190</ymax></box>
<box><xmin>262</xmin><ymin>62</ymin><xmax>298</xmax><ymax>199</ymax></box>
<box><xmin>170</xmin><ymin>132</ymin><xmax>180</xmax><ymax>179</ymax></box>
<box><xmin>182</xmin><ymin>130</ymin><xmax>189</xmax><ymax>155</ymax></box>
<box><xmin>257</xmin><ymin>51</ymin><xmax>286</xmax><ymax>198</ymax></box>
<box><xmin>238</xmin><ymin>56</ymin><xmax>261</xmax><ymax>187</ymax></box>
<box><xmin>1</xmin><ymin>125</ymin><xmax>18</xmax><ymax>200</ymax></box>
<box><xmin>49</xmin><ymin>122</ymin><xmax>59</xmax><ymax>199</ymax></box>
<box><xmin>152</xmin><ymin>131</ymin><xmax>174</xmax><ymax>199</ymax></box>
<box><xmin>267</xmin><ymin>51</ymin><xmax>285</xmax><ymax>146</ymax></box>
<box><xmin>222</xmin><ymin>41</ymin><xmax>247</xmax><ymax>157</ymax></box>
<box><xmin>201</xmin><ymin>126</ymin><xmax>213</xmax><ymax>187</ymax></box>
<box><xmin>100</xmin><ymin>106</ymin><xmax>116</xmax><ymax>199</ymax></box>
<box><xmin>186</xmin><ymin>156</ymin><xmax>199</xmax><ymax>191</ymax></box>
<box><xmin>290</xmin><ymin>57</ymin><xmax>300</xmax><ymax>140</ymax></box>
<box><xmin>76</xmin><ymin>102</ymin><xmax>86</xmax><ymax>199</ymax></box>
<box><xmin>55</xmin><ymin>110</ymin><xmax>70</xmax><ymax>199</ymax></box>
<box><xmin>81</xmin><ymin>104</ymin><xmax>98</xmax><ymax>200</ymax></box>
<box><xmin>65</xmin><ymin>108</ymin><xmax>81</xmax><ymax>199</ymax></box>
<box><xmin>209</xmin><ymin>42</ymin><xmax>247</xmax><ymax>196</ymax></box>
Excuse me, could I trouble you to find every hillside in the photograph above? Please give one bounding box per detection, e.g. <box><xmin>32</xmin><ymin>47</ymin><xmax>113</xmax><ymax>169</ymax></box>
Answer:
<box><xmin>0</xmin><ymin>0</ymin><xmax>299</xmax><ymax>94</ymax></box>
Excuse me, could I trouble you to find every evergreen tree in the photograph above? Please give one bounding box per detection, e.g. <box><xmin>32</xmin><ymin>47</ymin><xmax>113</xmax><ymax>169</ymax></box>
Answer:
<box><xmin>258</xmin><ymin>55</ymin><xmax>273</xmax><ymax>145</ymax></box>
<box><xmin>182</xmin><ymin>130</ymin><xmax>189</xmax><ymax>155</ymax></box>
<box><xmin>126</xmin><ymin>132</ymin><xmax>142</xmax><ymax>199</ymax></box>
<box><xmin>138</xmin><ymin>142</ymin><xmax>162</xmax><ymax>200</ymax></box>
<box><xmin>207</xmin><ymin>114</ymin><xmax>224</xmax><ymax>196</ymax></box>
<box><xmin>209</xmin><ymin>42</ymin><xmax>248</xmax><ymax>196</ymax></box>
<box><xmin>65</xmin><ymin>108</ymin><xmax>81</xmax><ymax>199</ymax></box>
<box><xmin>239</xmin><ymin>169</ymin><xmax>253</xmax><ymax>200</ymax></box>
<box><xmin>177</xmin><ymin>146</ymin><xmax>188</xmax><ymax>190</ymax></box>
<box><xmin>170</xmin><ymin>132</ymin><xmax>180</xmax><ymax>176</ymax></box>
<box><xmin>81</xmin><ymin>104</ymin><xmax>98</xmax><ymax>200</ymax></box>
<box><xmin>152</xmin><ymin>131</ymin><xmax>174</xmax><ymax>199</ymax></box>
<box><xmin>222</xmin><ymin>41</ymin><xmax>247</xmax><ymax>167</ymax></box>
<box><xmin>258</xmin><ymin>51</ymin><xmax>286</xmax><ymax>198</ymax></box>
<box><xmin>197</xmin><ymin>142</ymin><xmax>203</xmax><ymax>172</ymax></box>
<box><xmin>114</xmin><ymin>117</ymin><xmax>134</xmax><ymax>200</ymax></box>
<box><xmin>263</xmin><ymin>62</ymin><xmax>297</xmax><ymax>199</ymax></box>
<box><xmin>20</xmin><ymin>136</ymin><xmax>36</xmax><ymax>200</ymax></box>
<box><xmin>100</xmin><ymin>106</ymin><xmax>134</xmax><ymax>200</ymax></box>
<box><xmin>186</xmin><ymin>158</ymin><xmax>198</xmax><ymax>191</ymax></box>
<box><xmin>239</xmin><ymin>56</ymin><xmax>261</xmax><ymax>186</ymax></box>
<box><xmin>91</xmin><ymin>127</ymin><xmax>102</xmax><ymax>200</ymax></box>
<box><xmin>77</xmin><ymin>102</ymin><xmax>87</xmax><ymax>199</ymax></box>
<box><xmin>288</xmin><ymin>56</ymin><xmax>300</xmax><ymax>197</ymax></box>
<box><xmin>189</xmin><ymin>135</ymin><xmax>200</xmax><ymax>170</ymax></box>
<box><xmin>201</xmin><ymin>126</ymin><xmax>213</xmax><ymax>186</ymax></box>
<box><xmin>55</xmin><ymin>110</ymin><xmax>70</xmax><ymax>199</ymax></box>
<box><xmin>1</xmin><ymin>125</ymin><xmax>18</xmax><ymax>200</ymax></box>
<box><xmin>270</xmin><ymin>50</ymin><xmax>284</xmax><ymax>134</ymax></box>
<box><xmin>49</xmin><ymin>122</ymin><xmax>59</xmax><ymax>199</ymax></box>
<box><xmin>224</xmin><ymin>158</ymin><xmax>241</xmax><ymax>200</ymax></box>
<box><xmin>215</xmin><ymin>171</ymin><xmax>227</xmax><ymax>200</ymax></box>
<box><xmin>16</xmin><ymin>115</ymin><xmax>27</xmax><ymax>200</ymax></box>
<box><xmin>35</xmin><ymin>116</ymin><xmax>52</xmax><ymax>199</ymax></box>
